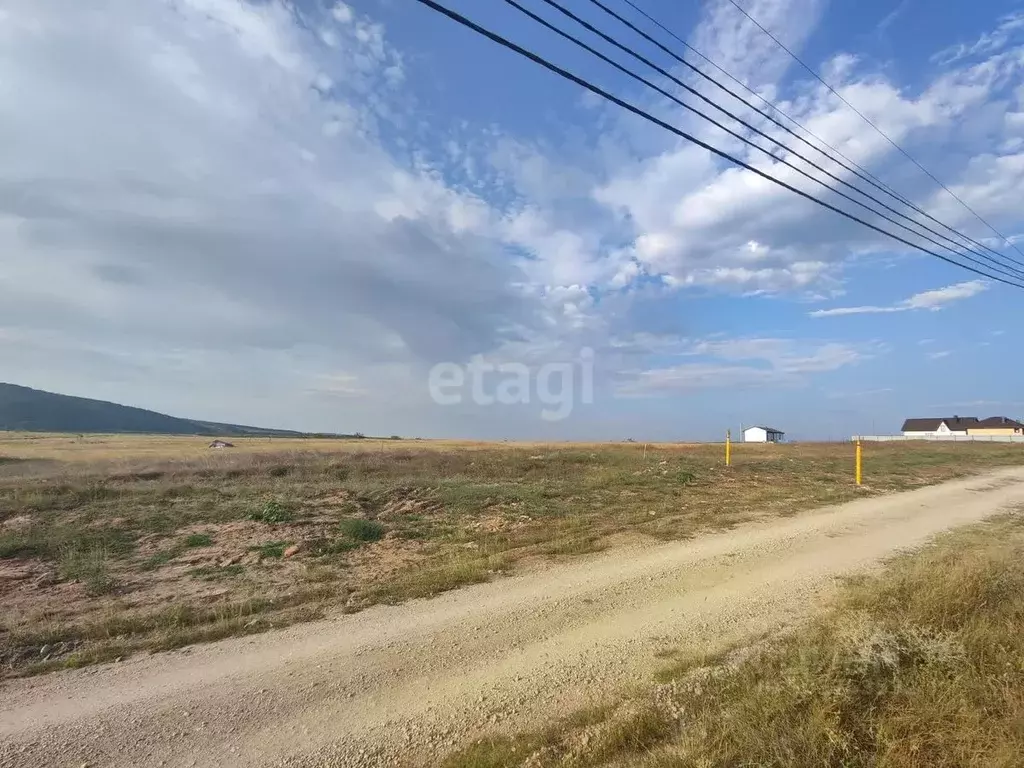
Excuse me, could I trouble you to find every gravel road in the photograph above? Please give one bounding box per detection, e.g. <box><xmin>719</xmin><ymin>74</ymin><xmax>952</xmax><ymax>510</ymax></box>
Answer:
<box><xmin>3</xmin><ymin>467</ymin><xmax>1024</xmax><ymax>768</ymax></box>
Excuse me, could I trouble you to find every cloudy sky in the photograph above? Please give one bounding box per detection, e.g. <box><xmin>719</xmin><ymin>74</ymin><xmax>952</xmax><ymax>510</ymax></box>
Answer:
<box><xmin>1</xmin><ymin>0</ymin><xmax>1022</xmax><ymax>440</ymax></box>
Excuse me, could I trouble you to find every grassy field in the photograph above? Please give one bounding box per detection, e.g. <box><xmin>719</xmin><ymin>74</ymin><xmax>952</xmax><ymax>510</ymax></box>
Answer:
<box><xmin>443</xmin><ymin>513</ymin><xmax>1024</xmax><ymax>768</ymax></box>
<box><xmin>1</xmin><ymin>433</ymin><xmax>1022</xmax><ymax>678</ymax></box>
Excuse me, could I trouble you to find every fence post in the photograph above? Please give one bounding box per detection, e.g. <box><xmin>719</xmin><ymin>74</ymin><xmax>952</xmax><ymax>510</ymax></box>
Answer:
<box><xmin>856</xmin><ymin>439</ymin><xmax>863</xmax><ymax>486</ymax></box>
<box><xmin>726</xmin><ymin>429</ymin><xmax>732</xmax><ymax>466</ymax></box>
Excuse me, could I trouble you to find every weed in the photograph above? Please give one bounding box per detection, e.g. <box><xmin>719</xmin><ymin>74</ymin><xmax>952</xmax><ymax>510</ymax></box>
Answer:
<box><xmin>140</xmin><ymin>549</ymin><xmax>180</xmax><ymax>571</ymax></box>
<box><xmin>308</xmin><ymin>537</ymin><xmax>361</xmax><ymax>557</ymax></box>
<box><xmin>184</xmin><ymin>533</ymin><xmax>213</xmax><ymax>548</ymax></box>
<box><xmin>370</xmin><ymin>553</ymin><xmax>508</xmax><ymax>603</ymax></box>
<box><xmin>57</xmin><ymin>545</ymin><xmax>117</xmax><ymax>595</ymax></box>
<box><xmin>673</xmin><ymin>469</ymin><xmax>697</xmax><ymax>484</ymax></box>
<box><xmin>253</xmin><ymin>541</ymin><xmax>288</xmax><ymax>559</ymax></box>
<box><xmin>0</xmin><ymin>526</ymin><xmax>48</xmax><ymax>559</ymax></box>
<box><xmin>188</xmin><ymin>564</ymin><xmax>244</xmax><ymax>581</ymax></box>
<box><xmin>247</xmin><ymin>499</ymin><xmax>293</xmax><ymax>524</ymax></box>
<box><xmin>337</xmin><ymin>517</ymin><xmax>385</xmax><ymax>543</ymax></box>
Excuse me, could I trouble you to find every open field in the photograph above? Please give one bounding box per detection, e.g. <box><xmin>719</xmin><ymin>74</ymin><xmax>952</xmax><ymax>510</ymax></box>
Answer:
<box><xmin>2</xmin><ymin>466</ymin><xmax>1023</xmax><ymax>767</ymax></box>
<box><xmin>2</xmin><ymin>433</ymin><xmax>1023</xmax><ymax>679</ymax></box>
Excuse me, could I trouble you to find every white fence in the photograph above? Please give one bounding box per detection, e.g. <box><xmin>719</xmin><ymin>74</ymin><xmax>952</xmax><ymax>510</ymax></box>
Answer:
<box><xmin>852</xmin><ymin>434</ymin><xmax>1024</xmax><ymax>443</ymax></box>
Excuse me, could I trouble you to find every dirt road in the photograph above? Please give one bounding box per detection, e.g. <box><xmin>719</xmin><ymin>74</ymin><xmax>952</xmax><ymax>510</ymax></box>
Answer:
<box><xmin>3</xmin><ymin>467</ymin><xmax>1024</xmax><ymax>768</ymax></box>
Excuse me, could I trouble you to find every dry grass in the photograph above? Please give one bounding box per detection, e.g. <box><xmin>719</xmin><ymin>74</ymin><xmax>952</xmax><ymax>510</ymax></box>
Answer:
<box><xmin>1</xmin><ymin>433</ymin><xmax>1022</xmax><ymax>678</ymax></box>
<box><xmin>442</xmin><ymin>513</ymin><xmax>1024</xmax><ymax>768</ymax></box>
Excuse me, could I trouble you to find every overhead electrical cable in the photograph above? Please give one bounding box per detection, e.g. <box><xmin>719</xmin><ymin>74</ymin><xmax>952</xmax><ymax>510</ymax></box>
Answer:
<box><xmin>615</xmin><ymin>0</ymin><xmax>913</xmax><ymax>206</ymax></box>
<box><xmin>500</xmin><ymin>0</ymin><xmax>1024</xmax><ymax>282</ymax></box>
<box><xmin>724</xmin><ymin>0</ymin><xmax>1024</xmax><ymax>261</ymax></box>
<box><xmin>590</xmin><ymin>0</ymin><xmax>1024</xmax><ymax>276</ymax></box>
<box><xmin>409</xmin><ymin>0</ymin><xmax>1024</xmax><ymax>289</ymax></box>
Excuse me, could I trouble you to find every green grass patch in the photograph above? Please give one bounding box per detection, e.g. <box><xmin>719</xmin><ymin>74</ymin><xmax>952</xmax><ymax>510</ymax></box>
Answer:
<box><xmin>247</xmin><ymin>499</ymin><xmax>293</xmax><ymax>524</ymax></box>
<box><xmin>57</xmin><ymin>544</ymin><xmax>117</xmax><ymax>595</ymax></box>
<box><xmin>253</xmin><ymin>540</ymin><xmax>289</xmax><ymax>559</ymax></box>
<box><xmin>188</xmin><ymin>564</ymin><xmax>244</xmax><ymax>581</ymax></box>
<box><xmin>369</xmin><ymin>553</ymin><xmax>508</xmax><ymax>603</ymax></box>
<box><xmin>337</xmin><ymin>517</ymin><xmax>385</xmax><ymax>542</ymax></box>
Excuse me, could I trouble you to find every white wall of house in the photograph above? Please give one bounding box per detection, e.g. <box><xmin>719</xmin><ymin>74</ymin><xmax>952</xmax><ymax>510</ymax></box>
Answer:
<box><xmin>903</xmin><ymin>421</ymin><xmax>968</xmax><ymax>437</ymax></box>
<box><xmin>743</xmin><ymin>427</ymin><xmax>782</xmax><ymax>443</ymax></box>
<box><xmin>744</xmin><ymin>427</ymin><xmax>767</xmax><ymax>442</ymax></box>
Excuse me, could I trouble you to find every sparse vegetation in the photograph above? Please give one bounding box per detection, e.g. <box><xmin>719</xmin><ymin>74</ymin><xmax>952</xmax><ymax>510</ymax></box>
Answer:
<box><xmin>184</xmin><ymin>532</ymin><xmax>213</xmax><ymax>548</ymax></box>
<box><xmin>253</xmin><ymin>540</ymin><xmax>289</xmax><ymax>559</ymax></box>
<box><xmin>189</xmin><ymin>563</ymin><xmax>245</xmax><ymax>581</ymax></box>
<box><xmin>337</xmin><ymin>517</ymin><xmax>385</xmax><ymax>543</ymax></box>
<box><xmin>247</xmin><ymin>499</ymin><xmax>293</xmax><ymax>524</ymax></box>
<box><xmin>442</xmin><ymin>514</ymin><xmax>1024</xmax><ymax>768</ymax></box>
<box><xmin>57</xmin><ymin>544</ymin><xmax>116</xmax><ymax>595</ymax></box>
<box><xmin>2</xmin><ymin>433</ymin><xmax>1023</xmax><ymax>678</ymax></box>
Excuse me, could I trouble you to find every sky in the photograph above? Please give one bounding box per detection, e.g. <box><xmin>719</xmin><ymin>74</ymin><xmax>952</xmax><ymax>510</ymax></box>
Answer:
<box><xmin>1</xmin><ymin>0</ymin><xmax>1022</xmax><ymax>441</ymax></box>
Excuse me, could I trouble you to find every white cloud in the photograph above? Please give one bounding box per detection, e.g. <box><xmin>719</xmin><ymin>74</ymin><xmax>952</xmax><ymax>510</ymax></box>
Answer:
<box><xmin>590</xmin><ymin>7</ymin><xmax>1024</xmax><ymax>297</ymax></box>
<box><xmin>927</xmin><ymin>350</ymin><xmax>953</xmax><ymax>359</ymax></box>
<box><xmin>615</xmin><ymin>336</ymin><xmax>873</xmax><ymax>397</ymax></box>
<box><xmin>827</xmin><ymin>387</ymin><xmax>893</xmax><ymax>399</ymax></box>
<box><xmin>2</xmin><ymin>0</ymin><xmax>1021</xmax><ymax>437</ymax></box>
<box><xmin>932</xmin><ymin>12</ymin><xmax>1024</xmax><ymax>65</ymax></box>
<box><xmin>809</xmin><ymin>280</ymin><xmax>987</xmax><ymax>316</ymax></box>
<box><xmin>0</xmin><ymin>0</ymin><xmax>545</xmax><ymax>431</ymax></box>
<box><xmin>691</xmin><ymin>0</ymin><xmax>826</xmax><ymax>91</ymax></box>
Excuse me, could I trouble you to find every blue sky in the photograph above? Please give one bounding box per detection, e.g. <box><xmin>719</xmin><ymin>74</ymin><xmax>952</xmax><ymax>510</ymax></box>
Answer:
<box><xmin>0</xmin><ymin>0</ymin><xmax>1022</xmax><ymax>440</ymax></box>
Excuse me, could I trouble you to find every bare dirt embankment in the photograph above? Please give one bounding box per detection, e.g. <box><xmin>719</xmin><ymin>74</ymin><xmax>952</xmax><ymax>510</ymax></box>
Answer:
<box><xmin>3</xmin><ymin>467</ymin><xmax>1024</xmax><ymax>768</ymax></box>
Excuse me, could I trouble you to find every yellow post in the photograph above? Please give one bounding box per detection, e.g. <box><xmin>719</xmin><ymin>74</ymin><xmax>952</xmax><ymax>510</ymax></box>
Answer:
<box><xmin>855</xmin><ymin>439</ymin><xmax>863</xmax><ymax>486</ymax></box>
<box><xmin>726</xmin><ymin>429</ymin><xmax>732</xmax><ymax>467</ymax></box>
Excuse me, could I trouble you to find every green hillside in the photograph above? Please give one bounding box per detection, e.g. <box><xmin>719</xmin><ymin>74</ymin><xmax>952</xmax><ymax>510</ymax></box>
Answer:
<box><xmin>0</xmin><ymin>383</ymin><xmax>304</xmax><ymax>437</ymax></box>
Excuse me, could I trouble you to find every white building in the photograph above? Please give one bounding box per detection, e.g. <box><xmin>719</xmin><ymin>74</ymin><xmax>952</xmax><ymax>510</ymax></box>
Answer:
<box><xmin>743</xmin><ymin>425</ymin><xmax>784</xmax><ymax>443</ymax></box>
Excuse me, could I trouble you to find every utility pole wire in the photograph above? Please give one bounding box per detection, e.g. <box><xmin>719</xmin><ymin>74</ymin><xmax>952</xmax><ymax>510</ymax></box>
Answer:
<box><xmin>615</xmin><ymin>0</ymin><xmax>911</xmax><ymax>206</ymax></box>
<box><xmin>724</xmin><ymin>0</ymin><xmax>1024</xmax><ymax>260</ymax></box>
<box><xmin>593</xmin><ymin>0</ymin><xmax>1024</xmax><ymax>275</ymax></box>
<box><xmin>409</xmin><ymin>0</ymin><xmax>1024</xmax><ymax>290</ymax></box>
<box><xmin>504</xmin><ymin>0</ymin><xmax>1024</xmax><ymax>282</ymax></box>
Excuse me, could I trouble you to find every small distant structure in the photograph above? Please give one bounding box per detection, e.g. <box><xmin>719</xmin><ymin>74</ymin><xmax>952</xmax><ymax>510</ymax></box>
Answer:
<box><xmin>208</xmin><ymin>439</ymin><xmax>234</xmax><ymax>449</ymax></box>
<box><xmin>743</xmin><ymin>425</ymin><xmax>784</xmax><ymax>443</ymax></box>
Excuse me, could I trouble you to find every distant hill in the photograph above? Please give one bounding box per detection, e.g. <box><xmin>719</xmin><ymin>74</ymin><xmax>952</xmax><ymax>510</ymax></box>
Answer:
<box><xmin>0</xmin><ymin>382</ymin><xmax>306</xmax><ymax>437</ymax></box>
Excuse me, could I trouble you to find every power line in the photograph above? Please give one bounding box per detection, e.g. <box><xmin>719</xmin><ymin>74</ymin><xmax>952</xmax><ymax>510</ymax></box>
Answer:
<box><xmin>724</xmin><ymin>0</ymin><xmax>1024</xmax><ymax>260</ymax></box>
<box><xmin>410</xmin><ymin>0</ymin><xmax>1024</xmax><ymax>290</ymax></box>
<box><xmin>502</xmin><ymin>0</ymin><xmax>1024</xmax><ymax>282</ymax></box>
<box><xmin>615</xmin><ymin>0</ymin><xmax>909</xmax><ymax>205</ymax></box>
<box><xmin>590</xmin><ymin>0</ymin><xmax>1024</xmax><ymax>276</ymax></box>
<box><xmin>527</xmin><ymin>0</ymin><xmax>1024</xmax><ymax>280</ymax></box>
